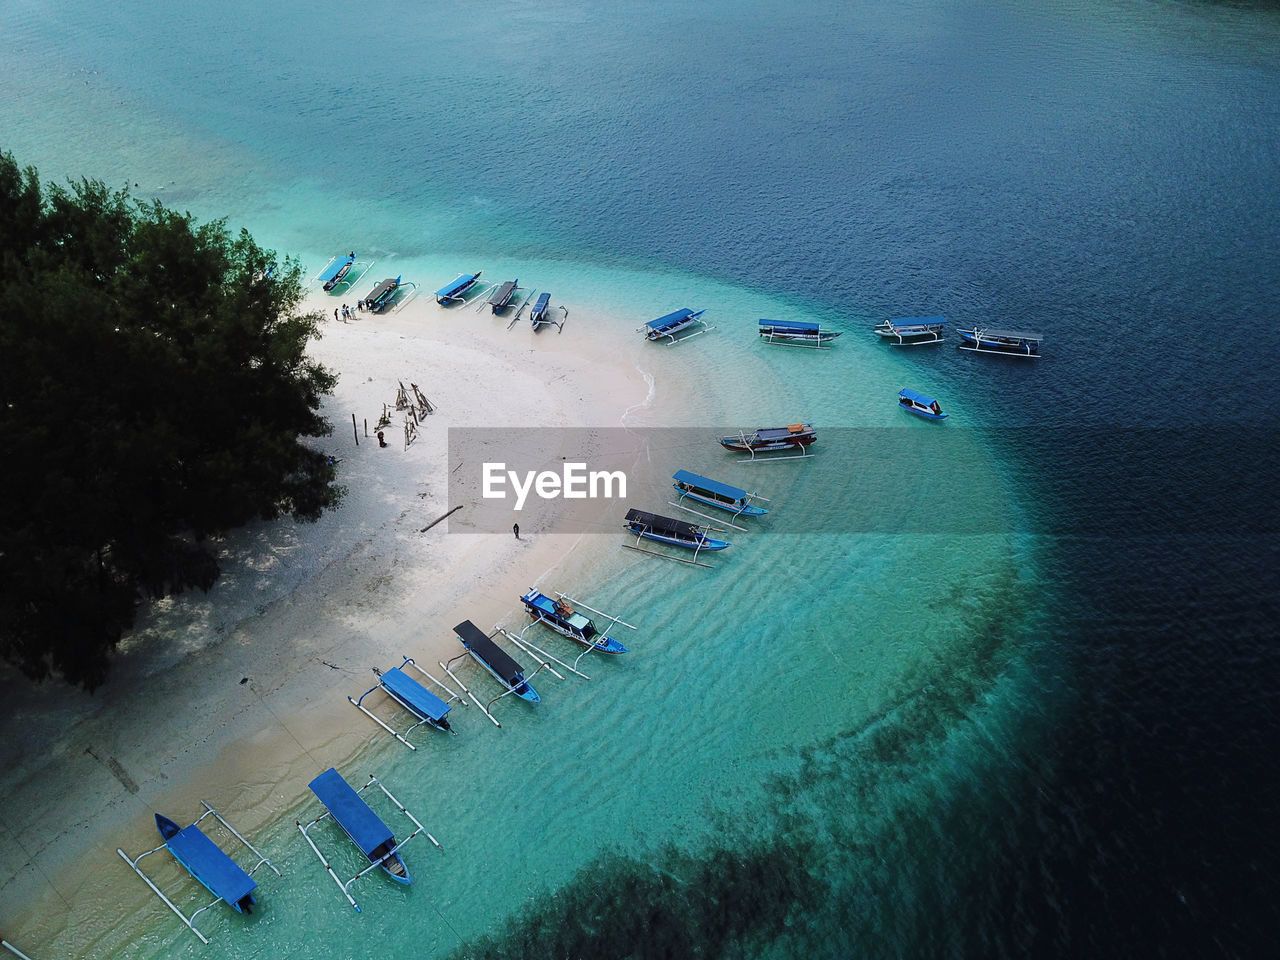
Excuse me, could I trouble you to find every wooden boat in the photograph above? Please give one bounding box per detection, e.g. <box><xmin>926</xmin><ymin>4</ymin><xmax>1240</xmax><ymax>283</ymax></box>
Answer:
<box><xmin>758</xmin><ymin>319</ymin><xmax>841</xmax><ymax>347</ymax></box>
<box><xmin>623</xmin><ymin>508</ymin><xmax>730</xmax><ymax>552</ymax></box>
<box><xmin>898</xmin><ymin>388</ymin><xmax>947</xmax><ymax>420</ymax></box>
<box><xmin>435</xmin><ymin>270</ymin><xmax>482</xmax><ymax>304</ymax></box>
<box><xmin>364</xmin><ymin>276</ymin><xmax>403</xmax><ymax>313</ymax></box>
<box><xmin>644</xmin><ymin>308</ymin><xmax>711</xmax><ymax>344</ymax></box>
<box><xmin>117</xmin><ymin>803</ymin><xmax>280</xmax><ymax>943</ymax></box>
<box><xmin>957</xmin><ymin>326</ymin><xmax>1041</xmax><ymax>358</ymax></box>
<box><xmin>307</xmin><ymin>769</ymin><xmax>412</xmax><ymax>885</ymax></box>
<box><xmin>718</xmin><ymin>423</ymin><xmax>816</xmax><ymax>454</ymax></box>
<box><xmin>348</xmin><ymin>657</ymin><xmax>459</xmax><ymax>749</ymax></box>
<box><xmin>488</xmin><ymin>279</ymin><xmax>518</xmax><ymax>313</ymax></box>
<box><xmin>319</xmin><ymin>252</ymin><xmax>356</xmax><ymax>291</ymax></box>
<box><xmin>455</xmin><ymin>619</ymin><xmax>540</xmax><ymax>702</ymax></box>
<box><xmin>672</xmin><ymin>469</ymin><xmax>768</xmax><ymax>519</ymax></box>
<box><xmin>154</xmin><ymin>814</ymin><xmax>258</xmax><ymax>914</ymax></box>
<box><xmin>529</xmin><ymin>292</ymin><xmax>552</xmax><ymax>328</ymax></box>
<box><xmin>520</xmin><ymin>590</ymin><xmax>627</xmax><ymax>654</ymax></box>
<box><xmin>874</xmin><ymin>316</ymin><xmax>945</xmax><ymax>346</ymax></box>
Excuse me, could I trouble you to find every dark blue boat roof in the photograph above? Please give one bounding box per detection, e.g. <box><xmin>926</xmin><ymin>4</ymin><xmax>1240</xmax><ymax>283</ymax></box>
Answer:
<box><xmin>899</xmin><ymin>388</ymin><xmax>939</xmax><ymax>405</ymax></box>
<box><xmin>455</xmin><ymin>620</ymin><xmax>524</xmax><ymax>686</ymax></box>
<box><xmin>380</xmin><ymin>667</ymin><xmax>450</xmax><ymax>722</ymax></box>
<box><xmin>624</xmin><ymin>508</ymin><xmax>702</xmax><ymax>540</ymax></box>
<box><xmin>672</xmin><ymin>469</ymin><xmax>747</xmax><ymax>502</ymax></box>
<box><xmin>157</xmin><ymin>814</ymin><xmax>257</xmax><ymax>906</ymax></box>
<box><xmin>308</xmin><ymin>768</ymin><xmax>394</xmax><ymax>858</ymax></box>
<box><xmin>646</xmin><ymin>308</ymin><xmax>703</xmax><ymax>332</ymax></box>
<box><xmin>532</xmin><ymin>292</ymin><xmax>550</xmax><ymax>310</ymax></box>
<box><xmin>317</xmin><ymin>254</ymin><xmax>355</xmax><ymax>283</ymax></box>
<box><xmin>366</xmin><ymin>277</ymin><xmax>400</xmax><ymax>303</ymax></box>
<box><xmin>435</xmin><ymin>272</ymin><xmax>480</xmax><ymax>298</ymax></box>
<box><xmin>489</xmin><ymin>280</ymin><xmax>517</xmax><ymax>305</ymax></box>
<box><xmin>758</xmin><ymin>319</ymin><xmax>819</xmax><ymax>333</ymax></box>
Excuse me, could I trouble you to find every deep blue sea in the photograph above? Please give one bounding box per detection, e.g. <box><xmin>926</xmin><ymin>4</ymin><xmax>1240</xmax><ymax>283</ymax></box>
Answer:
<box><xmin>2</xmin><ymin>0</ymin><xmax>1280</xmax><ymax>957</ymax></box>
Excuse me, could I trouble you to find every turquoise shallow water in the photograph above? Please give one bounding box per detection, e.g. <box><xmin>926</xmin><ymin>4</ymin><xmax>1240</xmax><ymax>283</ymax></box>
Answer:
<box><xmin>3</xmin><ymin>0</ymin><xmax>1280</xmax><ymax>957</ymax></box>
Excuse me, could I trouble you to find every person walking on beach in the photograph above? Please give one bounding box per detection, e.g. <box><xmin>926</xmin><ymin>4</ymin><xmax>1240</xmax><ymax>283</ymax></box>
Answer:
<box><xmin>513</xmin><ymin>523</ymin><xmax>520</xmax><ymax>540</ymax></box>
<box><xmin>334</xmin><ymin>308</ymin><xmax>339</xmax><ymax>322</ymax></box>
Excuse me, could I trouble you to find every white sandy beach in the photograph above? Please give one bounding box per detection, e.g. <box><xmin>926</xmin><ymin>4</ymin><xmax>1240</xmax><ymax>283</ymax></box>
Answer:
<box><xmin>0</xmin><ymin>287</ymin><xmax>654</xmax><ymax>949</ymax></box>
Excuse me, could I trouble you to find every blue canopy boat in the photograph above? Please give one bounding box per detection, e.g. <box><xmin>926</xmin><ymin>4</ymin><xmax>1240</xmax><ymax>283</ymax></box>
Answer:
<box><xmin>117</xmin><ymin>802</ymin><xmax>280</xmax><ymax>943</ymax></box>
<box><xmin>488</xmin><ymin>278</ymin><xmax>519</xmax><ymax>313</ymax></box>
<box><xmin>874</xmin><ymin>316</ymin><xmax>946</xmax><ymax>346</ymax></box>
<box><xmin>529</xmin><ymin>292</ymin><xmax>552</xmax><ymax>328</ymax></box>
<box><xmin>520</xmin><ymin>590</ymin><xmax>628</xmax><ymax>654</ymax></box>
<box><xmin>318</xmin><ymin>252</ymin><xmax>356</xmax><ymax>291</ymax></box>
<box><xmin>348</xmin><ymin>657</ymin><xmax>459</xmax><ymax>749</ymax></box>
<box><xmin>671</xmin><ymin>470</ymin><xmax>769</xmax><ymax>520</ymax></box>
<box><xmin>298</xmin><ymin>769</ymin><xmax>436</xmax><ymax>911</ymax></box>
<box><xmin>623</xmin><ymin>508</ymin><xmax>731</xmax><ymax>554</ymax></box>
<box><xmin>898</xmin><ymin>388</ymin><xmax>948</xmax><ymax>420</ymax></box>
<box><xmin>435</xmin><ymin>270</ymin><xmax>482</xmax><ymax>304</ymax></box>
<box><xmin>455</xmin><ymin>619</ymin><xmax>540</xmax><ymax>702</ymax></box>
<box><xmin>307</xmin><ymin>768</ymin><xmax>412</xmax><ymax>885</ymax></box>
<box><xmin>957</xmin><ymin>326</ymin><xmax>1042</xmax><ymax>358</ymax></box>
<box><xmin>644</xmin><ymin>308</ymin><xmax>712</xmax><ymax>344</ymax></box>
<box><xmin>758</xmin><ymin>319</ymin><xmax>841</xmax><ymax>347</ymax></box>
<box><xmin>155</xmin><ymin>814</ymin><xmax>258</xmax><ymax>915</ymax></box>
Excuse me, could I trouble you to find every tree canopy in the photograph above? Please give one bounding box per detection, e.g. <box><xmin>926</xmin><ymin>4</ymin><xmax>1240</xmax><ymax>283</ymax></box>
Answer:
<box><xmin>0</xmin><ymin>151</ymin><xmax>341</xmax><ymax>690</ymax></box>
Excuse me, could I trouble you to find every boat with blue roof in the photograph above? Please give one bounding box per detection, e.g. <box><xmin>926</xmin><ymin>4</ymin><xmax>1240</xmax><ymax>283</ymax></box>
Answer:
<box><xmin>898</xmin><ymin>388</ymin><xmax>947</xmax><ymax>420</ymax></box>
<box><xmin>435</xmin><ymin>270</ymin><xmax>482</xmax><ymax>305</ymax></box>
<box><xmin>529</xmin><ymin>292</ymin><xmax>552</xmax><ymax>328</ymax></box>
<box><xmin>671</xmin><ymin>469</ymin><xmax>769</xmax><ymax>520</ymax></box>
<box><xmin>644</xmin><ymin>308</ymin><xmax>713</xmax><ymax>344</ymax></box>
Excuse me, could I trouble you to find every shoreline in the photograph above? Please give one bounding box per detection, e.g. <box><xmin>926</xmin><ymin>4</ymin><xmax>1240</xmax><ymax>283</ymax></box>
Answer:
<box><xmin>0</xmin><ymin>285</ymin><xmax>653</xmax><ymax>948</ymax></box>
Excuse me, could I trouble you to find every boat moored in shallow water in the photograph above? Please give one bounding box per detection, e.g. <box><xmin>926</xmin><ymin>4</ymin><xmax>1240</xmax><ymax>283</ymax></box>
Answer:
<box><xmin>644</xmin><ymin>308</ymin><xmax>713</xmax><ymax>344</ymax></box>
<box><xmin>671</xmin><ymin>469</ymin><xmax>769</xmax><ymax>520</ymax></box>
<box><xmin>957</xmin><ymin>326</ymin><xmax>1042</xmax><ymax>358</ymax></box>
<box><xmin>898</xmin><ymin>388</ymin><xmax>947</xmax><ymax>420</ymax></box>
<box><xmin>435</xmin><ymin>270</ymin><xmax>482</xmax><ymax>305</ymax></box>
<box><xmin>874</xmin><ymin>316</ymin><xmax>946</xmax><ymax>346</ymax></box>
<box><xmin>520</xmin><ymin>589</ymin><xmax>628</xmax><ymax>654</ymax></box>
<box><xmin>758</xmin><ymin>319</ymin><xmax>841</xmax><ymax>347</ymax></box>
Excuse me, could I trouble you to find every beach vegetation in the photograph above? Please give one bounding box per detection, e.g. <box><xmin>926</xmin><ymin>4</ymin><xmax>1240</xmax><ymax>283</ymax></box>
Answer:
<box><xmin>0</xmin><ymin>150</ymin><xmax>340</xmax><ymax>690</ymax></box>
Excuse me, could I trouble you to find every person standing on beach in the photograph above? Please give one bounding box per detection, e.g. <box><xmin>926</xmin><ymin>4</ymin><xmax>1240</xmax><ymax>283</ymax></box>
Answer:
<box><xmin>513</xmin><ymin>523</ymin><xmax>520</xmax><ymax>540</ymax></box>
<box><xmin>334</xmin><ymin>308</ymin><xmax>339</xmax><ymax>322</ymax></box>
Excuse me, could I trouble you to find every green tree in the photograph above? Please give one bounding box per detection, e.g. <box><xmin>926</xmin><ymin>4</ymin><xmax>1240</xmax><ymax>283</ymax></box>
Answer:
<box><xmin>0</xmin><ymin>151</ymin><xmax>341</xmax><ymax>690</ymax></box>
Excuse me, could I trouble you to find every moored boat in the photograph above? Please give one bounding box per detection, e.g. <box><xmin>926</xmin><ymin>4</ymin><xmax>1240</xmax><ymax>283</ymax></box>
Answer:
<box><xmin>455</xmin><ymin>619</ymin><xmax>540</xmax><ymax>702</ymax></box>
<box><xmin>520</xmin><ymin>590</ymin><xmax>627</xmax><ymax>654</ymax></box>
<box><xmin>874</xmin><ymin>316</ymin><xmax>946</xmax><ymax>346</ymax></box>
<box><xmin>957</xmin><ymin>326</ymin><xmax>1042</xmax><ymax>358</ymax></box>
<box><xmin>529</xmin><ymin>291</ymin><xmax>552</xmax><ymax>328</ymax></box>
<box><xmin>898</xmin><ymin>388</ymin><xmax>947</xmax><ymax>420</ymax></box>
<box><xmin>623</xmin><ymin>508</ymin><xmax>731</xmax><ymax>551</ymax></box>
<box><xmin>672</xmin><ymin>469</ymin><xmax>769</xmax><ymax>518</ymax></box>
<box><xmin>644</xmin><ymin>308</ymin><xmax>712</xmax><ymax>344</ymax></box>
<box><xmin>758</xmin><ymin>319</ymin><xmax>841</xmax><ymax>346</ymax></box>
<box><xmin>435</xmin><ymin>270</ymin><xmax>482</xmax><ymax>305</ymax></box>
<box><xmin>306</xmin><ymin>768</ymin><xmax>413</xmax><ymax>886</ymax></box>
<box><xmin>718</xmin><ymin>422</ymin><xmax>816</xmax><ymax>454</ymax></box>
<box><xmin>488</xmin><ymin>278</ymin><xmax>518</xmax><ymax>313</ymax></box>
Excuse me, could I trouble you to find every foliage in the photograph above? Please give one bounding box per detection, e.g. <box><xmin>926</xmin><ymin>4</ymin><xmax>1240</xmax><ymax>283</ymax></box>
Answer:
<box><xmin>0</xmin><ymin>151</ymin><xmax>341</xmax><ymax>689</ymax></box>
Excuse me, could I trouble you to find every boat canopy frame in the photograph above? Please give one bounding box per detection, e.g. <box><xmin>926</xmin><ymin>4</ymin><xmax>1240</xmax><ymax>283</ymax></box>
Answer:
<box><xmin>296</xmin><ymin>770</ymin><xmax>440</xmax><ymax>913</ymax></box>
<box><xmin>116</xmin><ymin>802</ymin><xmax>281</xmax><ymax>944</ymax></box>
<box><xmin>348</xmin><ymin>657</ymin><xmax>464</xmax><ymax>750</ymax></box>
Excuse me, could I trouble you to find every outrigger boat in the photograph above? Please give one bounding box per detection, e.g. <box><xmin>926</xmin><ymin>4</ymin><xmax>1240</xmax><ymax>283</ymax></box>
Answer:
<box><xmin>622</xmin><ymin>508</ymin><xmax>730</xmax><ymax>568</ymax></box>
<box><xmin>297</xmin><ymin>768</ymin><xmax>439</xmax><ymax>912</ymax></box>
<box><xmin>898</xmin><ymin>388</ymin><xmax>948</xmax><ymax>420</ymax></box>
<box><xmin>671</xmin><ymin>469</ymin><xmax>769</xmax><ymax>529</ymax></box>
<box><xmin>348</xmin><ymin>657</ymin><xmax>462</xmax><ymax>750</ymax></box>
<box><xmin>718</xmin><ymin>423</ymin><xmax>816</xmax><ymax>460</ymax></box>
<box><xmin>529</xmin><ymin>292</ymin><xmax>552</xmax><ymax>328</ymax></box>
<box><xmin>758</xmin><ymin>319</ymin><xmax>841</xmax><ymax>347</ymax></box>
<box><xmin>644</xmin><ymin>308</ymin><xmax>713</xmax><ymax>344</ymax></box>
<box><xmin>488</xmin><ymin>278</ymin><xmax>519</xmax><ymax>313</ymax></box>
<box><xmin>435</xmin><ymin>270</ymin><xmax>482</xmax><ymax>305</ymax></box>
<box><xmin>874</xmin><ymin>316</ymin><xmax>946</xmax><ymax>346</ymax></box>
<box><xmin>957</xmin><ymin>326</ymin><xmax>1042</xmax><ymax>358</ymax></box>
<box><xmin>363</xmin><ymin>275</ymin><xmax>416</xmax><ymax>313</ymax></box>
<box><xmin>117</xmin><ymin>802</ymin><xmax>280</xmax><ymax>944</ymax></box>
<box><xmin>519</xmin><ymin>590</ymin><xmax>628</xmax><ymax>654</ymax></box>
<box><xmin>439</xmin><ymin>620</ymin><xmax>552</xmax><ymax>727</ymax></box>
<box><xmin>314</xmin><ymin>251</ymin><xmax>373</xmax><ymax>293</ymax></box>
